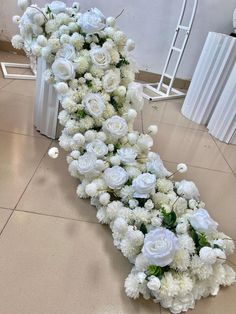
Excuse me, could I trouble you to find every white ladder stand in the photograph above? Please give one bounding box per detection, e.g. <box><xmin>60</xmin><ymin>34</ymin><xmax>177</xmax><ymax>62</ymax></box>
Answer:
<box><xmin>143</xmin><ymin>0</ymin><xmax>198</xmax><ymax>101</ymax></box>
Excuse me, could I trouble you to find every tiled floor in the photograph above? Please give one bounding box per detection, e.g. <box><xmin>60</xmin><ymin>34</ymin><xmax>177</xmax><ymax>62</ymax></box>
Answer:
<box><xmin>0</xmin><ymin>51</ymin><xmax>235</xmax><ymax>314</ymax></box>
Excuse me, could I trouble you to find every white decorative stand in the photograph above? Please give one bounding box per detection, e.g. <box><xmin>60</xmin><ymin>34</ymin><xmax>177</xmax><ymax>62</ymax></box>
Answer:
<box><xmin>181</xmin><ymin>32</ymin><xmax>236</xmax><ymax>125</ymax></box>
<box><xmin>34</xmin><ymin>57</ymin><xmax>60</xmax><ymax>139</ymax></box>
<box><xmin>207</xmin><ymin>63</ymin><xmax>236</xmax><ymax>144</ymax></box>
<box><xmin>143</xmin><ymin>0</ymin><xmax>198</xmax><ymax>101</ymax></box>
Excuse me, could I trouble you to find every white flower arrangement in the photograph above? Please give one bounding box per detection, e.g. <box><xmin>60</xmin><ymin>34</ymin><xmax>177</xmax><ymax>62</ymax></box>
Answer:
<box><xmin>14</xmin><ymin>3</ymin><xmax>235</xmax><ymax>313</ymax></box>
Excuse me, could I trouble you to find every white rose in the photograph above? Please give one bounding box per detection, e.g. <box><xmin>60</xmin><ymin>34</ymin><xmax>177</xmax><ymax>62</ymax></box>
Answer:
<box><xmin>77</xmin><ymin>152</ymin><xmax>97</xmax><ymax>176</ymax></box>
<box><xmin>52</xmin><ymin>58</ymin><xmax>75</xmax><ymax>81</ymax></box>
<box><xmin>142</xmin><ymin>227</ymin><xmax>179</xmax><ymax>267</ymax></box>
<box><xmin>127</xmin><ymin>82</ymin><xmax>144</xmax><ymax>112</ymax></box>
<box><xmin>103</xmin><ymin>116</ymin><xmax>128</xmax><ymax>139</ymax></box>
<box><xmin>83</xmin><ymin>93</ymin><xmax>105</xmax><ymax>118</ymax></box>
<box><xmin>146</xmin><ymin>153</ymin><xmax>171</xmax><ymax>178</ymax></box>
<box><xmin>104</xmin><ymin>166</ymin><xmax>128</xmax><ymax>189</ymax></box>
<box><xmin>189</xmin><ymin>208</ymin><xmax>218</xmax><ymax>234</ymax></box>
<box><xmin>147</xmin><ymin>276</ymin><xmax>161</xmax><ymax>291</ymax></box>
<box><xmin>102</xmin><ymin>69</ymin><xmax>120</xmax><ymax>93</ymax></box>
<box><xmin>176</xmin><ymin>180</ymin><xmax>200</xmax><ymax>200</ymax></box>
<box><xmin>86</xmin><ymin>139</ymin><xmax>108</xmax><ymax>158</ymax></box>
<box><xmin>49</xmin><ymin>1</ymin><xmax>66</xmax><ymax>14</ymax></box>
<box><xmin>132</xmin><ymin>173</ymin><xmax>156</xmax><ymax>198</ymax></box>
<box><xmin>56</xmin><ymin>44</ymin><xmax>76</xmax><ymax>60</ymax></box>
<box><xmin>79</xmin><ymin>8</ymin><xmax>105</xmax><ymax>34</ymax></box>
<box><xmin>90</xmin><ymin>47</ymin><xmax>111</xmax><ymax>68</ymax></box>
<box><xmin>117</xmin><ymin>147</ymin><xmax>137</xmax><ymax>164</ymax></box>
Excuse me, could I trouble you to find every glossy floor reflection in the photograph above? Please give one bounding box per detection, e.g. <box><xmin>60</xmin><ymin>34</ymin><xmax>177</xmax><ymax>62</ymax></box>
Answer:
<box><xmin>0</xmin><ymin>51</ymin><xmax>235</xmax><ymax>314</ymax></box>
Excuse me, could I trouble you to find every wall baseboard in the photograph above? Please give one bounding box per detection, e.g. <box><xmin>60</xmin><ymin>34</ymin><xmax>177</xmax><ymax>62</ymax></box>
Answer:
<box><xmin>0</xmin><ymin>40</ymin><xmax>25</xmax><ymax>55</ymax></box>
<box><xmin>136</xmin><ymin>70</ymin><xmax>190</xmax><ymax>90</ymax></box>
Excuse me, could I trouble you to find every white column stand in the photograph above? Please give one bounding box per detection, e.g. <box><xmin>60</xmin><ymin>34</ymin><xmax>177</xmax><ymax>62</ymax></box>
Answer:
<box><xmin>34</xmin><ymin>57</ymin><xmax>60</xmax><ymax>139</ymax></box>
<box><xmin>207</xmin><ymin>63</ymin><xmax>236</xmax><ymax>144</ymax></box>
<box><xmin>181</xmin><ymin>32</ymin><xmax>236</xmax><ymax>124</ymax></box>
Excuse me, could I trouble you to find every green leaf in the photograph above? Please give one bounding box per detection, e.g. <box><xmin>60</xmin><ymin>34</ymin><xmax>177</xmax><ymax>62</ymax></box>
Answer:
<box><xmin>147</xmin><ymin>265</ymin><xmax>165</xmax><ymax>279</ymax></box>
<box><xmin>117</xmin><ymin>58</ymin><xmax>129</xmax><ymax>68</ymax></box>
<box><xmin>86</xmin><ymin>80</ymin><xmax>93</xmax><ymax>88</ymax></box>
<box><xmin>213</xmin><ymin>244</ymin><xmax>222</xmax><ymax>250</ymax></box>
<box><xmin>198</xmin><ymin>233</ymin><xmax>211</xmax><ymax>248</ymax></box>
<box><xmin>74</xmin><ymin>109</ymin><xmax>86</xmax><ymax>119</ymax></box>
<box><xmin>110</xmin><ymin>96</ymin><xmax>122</xmax><ymax>111</ymax></box>
<box><xmin>161</xmin><ymin>209</ymin><xmax>177</xmax><ymax>229</ymax></box>
<box><xmin>139</xmin><ymin>223</ymin><xmax>147</xmax><ymax>235</ymax></box>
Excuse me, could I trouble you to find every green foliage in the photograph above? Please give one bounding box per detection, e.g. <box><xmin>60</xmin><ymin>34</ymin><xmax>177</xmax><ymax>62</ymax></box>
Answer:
<box><xmin>190</xmin><ymin>227</ymin><xmax>211</xmax><ymax>253</ymax></box>
<box><xmin>147</xmin><ymin>265</ymin><xmax>169</xmax><ymax>279</ymax></box>
<box><xmin>74</xmin><ymin>109</ymin><xmax>86</xmax><ymax>119</ymax></box>
<box><xmin>139</xmin><ymin>223</ymin><xmax>147</xmax><ymax>235</ymax></box>
<box><xmin>110</xmin><ymin>96</ymin><xmax>122</xmax><ymax>111</ymax></box>
<box><xmin>116</xmin><ymin>58</ymin><xmax>129</xmax><ymax>68</ymax></box>
<box><xmin>161</xmin><ymin>208</ymin><xmax>177</xmax><ymax>229</ymax></box>
<box><xmin>86</xmin><ymin>80</ymin><xmax>93</xmax><ymax>88</ymax></box>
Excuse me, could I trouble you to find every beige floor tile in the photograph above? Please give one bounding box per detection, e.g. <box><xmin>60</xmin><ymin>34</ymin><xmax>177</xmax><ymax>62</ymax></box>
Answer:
<box><xmin>0</xmin><ymin>90</ymin><xmax>45</xmax><ymax>137</ymax></box>
<box><xmin>214</xmin><ymin>140</ymin><xmax>236</xmax><ymax>174</ymax></box>
<box><xmin>0</xmin><ymin>208</ymin><xmax>12</xmax><ymax>232</ymax></box>
<box><xmin>2</xmin><ymin>78</ymin><xmax>36</xmax><ymax>97</ymax></box>
<box><xmin>17</xmin><ymin>143</ymin><xmax>98</xmax><ymax>223</ymax></box>
<box><xmin>0</xmin><ymin>131</ymin><xmax>51</xmax><ymax>209</ymax></box>
<box><xmin>0</xmin><ymin>51</ymin><xmax>28</xmax><ymax>63</ymax></box>
<box><xmin>0</xmin><ymin>211</ymin><xmax>159</xmax><ymax>314</ymax></box>
<box><xmin>142</xmin><ymin>98</ymin><xmax>166</xmax><ymax>123</ymax></box>
<box><xmin>144</xmin><ymin>122</ymin><xmax>231</xmax><ymax>172</ymax></box>
<box><xmin>133</xmin><ymin>117</ymin><xmax>143</xmax><ymax>132</ymax></box>
<box><xmin>164</xmin><ymin>162</ymin><xmax>236</xmax><ymax>240</ymax></box>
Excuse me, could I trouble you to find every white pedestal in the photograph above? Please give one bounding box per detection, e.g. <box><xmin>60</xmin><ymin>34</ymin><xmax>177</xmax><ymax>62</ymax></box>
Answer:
<box><xmin>181</xmin><ymin>32</ymin><xmax>236</xmax><ymax>125</ymax></box>
<box><xmin>207</xmin><ymin>63</ymin><xmax>236</xmax><ymax>144</ymax></box>
<box><xmin>34</xmin><ymin>58</ymin><xmax>60</xmax><ymax>139</ymax></box>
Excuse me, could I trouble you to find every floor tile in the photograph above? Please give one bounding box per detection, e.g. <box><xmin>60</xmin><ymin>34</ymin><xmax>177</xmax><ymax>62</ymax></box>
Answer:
<box><xmin>164</xmin><ymin>162</ymin><xmax>236</xmax><ymax>240</ymax></box>
<box><xmin>0</xmin><ymin>131</ymin><xmax>51</xmax><ymax>209</ymax></box>
<box><xmin>145</xmin><ymin>122</ymin><xmax>231</xmax><ymax>172</ymax></box>
<box><xmin>0</xmin><ymin>90</ymin><xmax>45</xmax><ymax>137</ymax></box>
<box><xmin>214</xmin><ymin>140</ymin><xmax>236</xmax><ymax>174</ymax></box>
<box><xmin>142</xmin><ymin>98</ymin><xmax>166</xmax><ymax>123</ymax></box>
<box><xmin>2</xmin><ymin>79</ymin><xmax>36</xmax><ymax>97</ymax></box>
<box><xmin>0</xmin><ymin>208</ymin><xmax>12</xmax><ymax>232</ymax></box>
<box><xmin>0</xmin><ymin>211</ymin><xmax>159</xmax><ymax>314</ymax></box>
<box><xmin>17</xmin><ymin>143</ymin><xmax>98</xmax><ymax>223</ymax></box>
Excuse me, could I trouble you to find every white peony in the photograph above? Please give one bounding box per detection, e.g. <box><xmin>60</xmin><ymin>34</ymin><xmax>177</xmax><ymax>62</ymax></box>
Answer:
<box><xmin>83</xmin><ymin>93</ymin><xmax>105</xmax><ymax>118</ymax></box>
<box><xmin>117</xmin><ymin>147</ymin><xmax>137</xmax><ymax>164</ymax></box>
<box><xmin>79</xmin><ymin>8</ymin><xmax>105</xmax><ymax>34</ymax></box>
<box><xmin>77</xmin><ymin>152</ymin><xmax>97</xmax><ymax>176</ymax></box>
<box><xmin>86</xmin><ymin>139</ymin><xmax>108</xmax><ymax>157</ymax></box>
<box><xmin>56</xmin><ymin>44</ymin><xmax>76</xmax><ymax>60</ymax></box>
<box><xmin>52</xmin><ymin>58</ymin><xmax>75</xmax><ymax>81</ymax></box>
<box><xmin>104</xmin><ymin>166</ymin><xmax>128</xmax><ymax>189</ymax></box>
<box><xmin>146</xmin><ymin>153</ymin><xmax>171</xmax><ymax>178</ymax></box>
<box><xmin>142</xmin><ymin>228</ymin><xmax>179</xmax><ymax>267</ymax></box>
<box><xmin>132</xmin><ymin>173</ymin><xmax>156</xmax><ymax>198</ymax></box>
<box><xmin>176</xmin><ymin>180</ymin><xmax>200</xmax><ymax>200</ymax></box>
<box><xmin>90</xmin><ymin>46</ymin><xmax>111</xmax><ymax>68</ymax></box>
<box><xmin>102</xmin><ymin>69</ymin><xmax>120</xmax><ymax>93</ymax></box>
<box><xmin>126</xmin><ymin>82</ymin><xmax>144</xmax><ymax>112</ymax></box>
<box><xmin>49</xmin><ymin>1</ymin><xmax>66</xmax><ymax>14</ymax></box>
<box><xmin>189</xmin><ymin>208</ymin><xmax>218</xmax><ymax>234</ymax></box>
<box><xmin>103</xmin><ymin>116</ymin><xmax>128</xmax><ymax>139</ymax></box>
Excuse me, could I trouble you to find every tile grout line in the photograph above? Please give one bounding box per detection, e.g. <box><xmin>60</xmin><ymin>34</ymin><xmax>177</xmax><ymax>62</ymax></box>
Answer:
<box><xmin>0</xmin><ymin>128</ymin><xmax>52</xmax><ymax>141</ymax></box>
<box><xmin>210</xmin><ymin>135</ymin><xmax>236</xmax><ymax>177</ymax></box>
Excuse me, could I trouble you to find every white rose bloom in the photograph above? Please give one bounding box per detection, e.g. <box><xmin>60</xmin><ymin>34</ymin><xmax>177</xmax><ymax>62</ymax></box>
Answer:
<box><xmin>132</xmin><ymin>173</ymin><xmax>156</xmax><ymax>198</ymax></box>
<box><xmin>146</xmin><ymin>153</ymin><xmax>171</xmax><ymax>178</ymax></box>
<box><xmin>142</xmin><ymin>227</ymin><xmax>179</xmax><ymax>267</ymax></box>
<box><xmin>147</xmin><ymin>276</ymin><xmax>161</xmax><ymax>291</ymax></box>
<box><xmin>104</xmin><ymin>166</ymin><xmax>128</xmax><ymax>189</ymax></box>
<box><xmin>189</xmin><ymin>208</ymin><xmax>218</xmax><ymax>234</ymax></box>
<box><xmin>176</xmin><ymin>180</ymin><xmax>200</xmax><ymax>200</ymax></box>
<box><xmin>52</xmin><ymin>58</ymin><xmax>75</xmax><ymax>81</ymax></box>
<box><xmin>79</xmin><ymin>8</ymin><xmax>105</xmax><ymax>34</ymax></box>
<box><xmin>86</xmin><ymin>139</ymin><xmax>108</xmax><ymax>157</ymax></box>
<box><xmin>90</xmin><ymin>46</ymin><xmax>111</xmax><ymax>68</ymax></box>
<box><xmin>102</xmin><ymin>69</ymin><xmax>120</xmax><ymax>93</ymax></box>
<box><xmin>49</xmin><ymin>1</ymin><xmax>66</xmax><ymax>14</ymax></box>
<box><xmin>117</xmin><ymin>147</ymin><xmax>137</xmax><ymax>164</ymax></box>
<box><xmin>77</xmin><ymin>152</ymin><xmax>97</xmax><ymax>176</ymax></box>
<box><xmin>127</xmin><ymin>82</ymin><xmax>144</xmax><ymax>112</ymax></box>
<box><xmin>56</xmin><ymin>44</ymin><xmax>76</xmax><ymax>61</ymax></box>
<box><xmin>83</xmin><ymin>93</ymin><xmax>105</xmax><ymax>118</ymax></box>
<box><xmin>37</xmin><ymin>35</ymin><xmax>47</xmax><ymax>47</ymax></box>
<box><xmin>103</xmin><ymin>116</ymin><xmax>128</xmax><ymax>139</ymax></box>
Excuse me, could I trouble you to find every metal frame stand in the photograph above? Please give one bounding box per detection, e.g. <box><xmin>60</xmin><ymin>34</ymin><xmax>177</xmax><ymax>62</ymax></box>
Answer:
<box><xmin>0</xmin><ymin>62</ymin><xmax>36</xmax><ymax>80</ymax></box>
<box><xmin>143</xmin><ymin>0</ymin><xmax>198</xmax><ymax>101</ymax></box>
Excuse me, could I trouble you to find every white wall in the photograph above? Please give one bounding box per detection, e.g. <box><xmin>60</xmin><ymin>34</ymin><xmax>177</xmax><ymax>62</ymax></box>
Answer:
<box><xmin>1</xmin><ymin>0</ymin><xmax>236</xmax><ymax>79</ymax></box>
